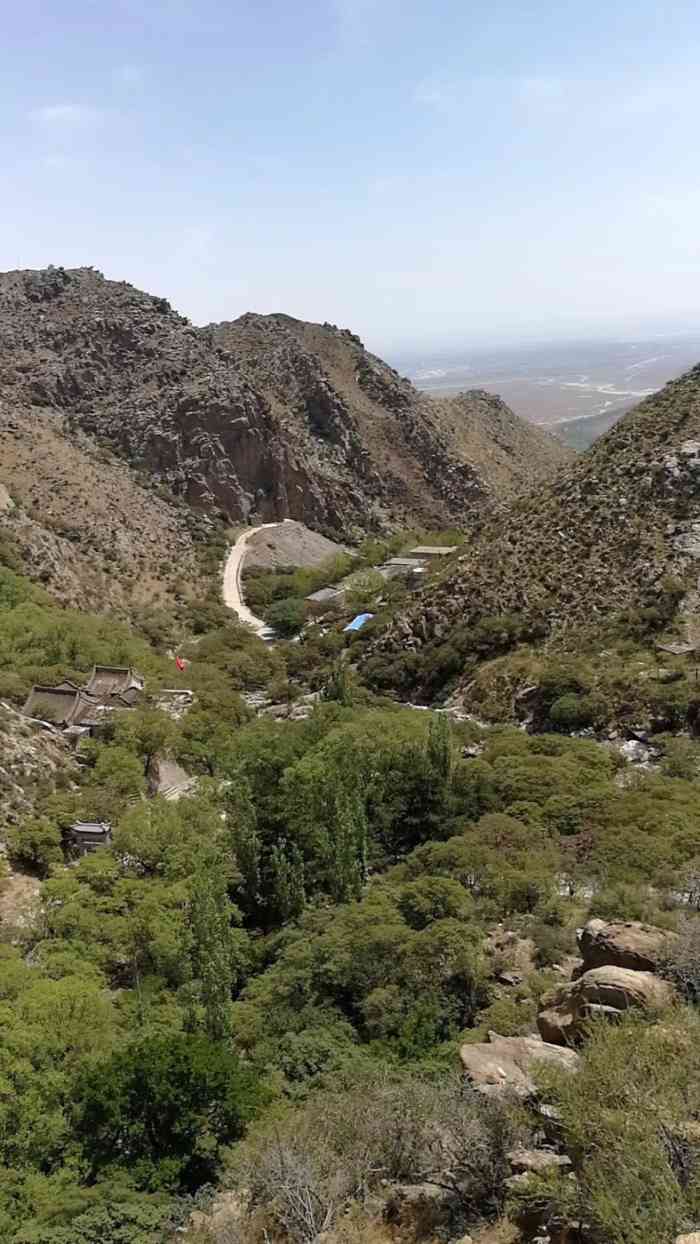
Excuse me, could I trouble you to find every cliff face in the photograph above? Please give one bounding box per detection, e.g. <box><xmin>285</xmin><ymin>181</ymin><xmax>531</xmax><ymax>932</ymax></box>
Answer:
<box><xmin>0</xmin><ymin>268</ymin><xmax>570</xmax><ymax>543</ymax></box>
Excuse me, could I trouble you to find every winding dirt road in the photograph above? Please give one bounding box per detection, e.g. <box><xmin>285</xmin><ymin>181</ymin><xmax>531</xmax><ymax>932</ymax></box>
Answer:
<box><xmin>222</xmin><ymin>521</ymin><xmax>286</xmax><ymax>635</ymax></box>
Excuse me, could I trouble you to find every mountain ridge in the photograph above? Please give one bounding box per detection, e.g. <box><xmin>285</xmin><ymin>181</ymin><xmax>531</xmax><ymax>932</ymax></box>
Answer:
<box><xmin>368</xmin><ymin>363</ymin><xmax>700</xmax><ymax>689</ymax></box>
<box><xmin>0</xmin><ymin>266</ymin><xmax>571</xmax><ymax>557</ymax></box>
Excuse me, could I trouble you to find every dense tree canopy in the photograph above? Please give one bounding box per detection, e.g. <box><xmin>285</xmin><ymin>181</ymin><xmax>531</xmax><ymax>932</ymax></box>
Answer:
<box><xmin>2</xmin><ymin>550</ymin><xmax>700</xmax><ymax>1242</ymax></box>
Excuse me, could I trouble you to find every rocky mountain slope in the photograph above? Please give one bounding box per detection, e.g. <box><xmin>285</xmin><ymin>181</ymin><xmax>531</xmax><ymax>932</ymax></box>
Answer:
<box><xmin>0</xmin><ymin>267</ymin><xmax>570</xmax><ymax>548</ymax></box>
<box><xmin>0</xmin><ymin>701</ymin><xmax>75</xmax><ymax>831</ymax></box>
<box><xmin>214</xmin><ymin>312</ymin><xmax>570</xmax><ymax>529</ymax></box>
<box><xmin>374</xmin><ymin>364</ymin><xmax>700</xmax><ymax>665</ymax></box>
<box><xmin>0</xmin><ymin>403</ymin><xmax>207</xmax><ymax>611</ymax></box>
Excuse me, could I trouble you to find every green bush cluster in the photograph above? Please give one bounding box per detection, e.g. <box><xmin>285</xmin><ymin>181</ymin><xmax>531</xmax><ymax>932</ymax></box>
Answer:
<box><xmin>243</xmin><ymin>552</ymin><xmax>357</xmax><ymax>617</ymax></box>
<box><xmin>519</xmin><ymin>1014</ymin><xmax>700</xmax><ymax>1244</ymax></box>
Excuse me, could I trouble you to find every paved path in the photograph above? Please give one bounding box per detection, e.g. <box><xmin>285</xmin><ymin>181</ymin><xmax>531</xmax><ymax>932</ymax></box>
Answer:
<box><xmin>157</xmin><ymin>758</ymin><xmax>197</xmax><ymax>802</ymax></box>
<box><xmin>222</xmin><ymin>521</ymin><xmax>287</xmax><ymax>635</ymax></box>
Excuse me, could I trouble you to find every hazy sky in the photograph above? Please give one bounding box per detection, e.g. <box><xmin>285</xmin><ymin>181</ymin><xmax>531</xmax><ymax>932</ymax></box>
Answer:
<box><xmin>3</xmin><ymin>0</ymin><xmax>700</xmax><ymax>351</ymax></box>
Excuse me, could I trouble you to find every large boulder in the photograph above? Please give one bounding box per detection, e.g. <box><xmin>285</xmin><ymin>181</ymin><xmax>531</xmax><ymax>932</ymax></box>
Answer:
<box><xmin>508</xmin><ymin>1147</ymin><xmax>572</xmax><ymax>1175</ymax></box>
<box><xmin>578</xmin><ymin>918</ymin><xmax>678</xmax><ymax>974</ymax></box>
<box><xmin>538</xmin><ymin>965</ymin><xmax>675</xmax><ymax>1044</ymax></box>
<box><xmin>459</xmin><ymin>1032</ymin><xmax>580</xmax><ymax>1099</ymax></box>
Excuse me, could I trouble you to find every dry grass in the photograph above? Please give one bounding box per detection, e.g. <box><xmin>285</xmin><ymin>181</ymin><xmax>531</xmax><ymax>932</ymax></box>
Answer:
<box><xmin>0</xmin><ymin>405</ymin><xmax>205</xmax><ymax>611</ymax></box>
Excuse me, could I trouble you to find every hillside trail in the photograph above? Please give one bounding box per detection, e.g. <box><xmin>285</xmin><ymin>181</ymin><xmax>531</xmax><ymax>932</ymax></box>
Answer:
<box><xmin>222</xmin><ymin>521</ymin><xmax>289</xmax><ymax>636</ymax></box>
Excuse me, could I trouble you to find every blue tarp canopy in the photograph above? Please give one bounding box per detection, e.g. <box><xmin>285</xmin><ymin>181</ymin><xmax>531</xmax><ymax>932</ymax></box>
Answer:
<box><xmin>343</xmin><ymin>612</ymin><xmax>374</xmax><ymax>633</ymax></box>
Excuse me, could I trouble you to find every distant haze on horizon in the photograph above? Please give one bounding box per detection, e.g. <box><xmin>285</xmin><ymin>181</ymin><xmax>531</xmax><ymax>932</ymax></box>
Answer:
<box><xmin>3</xmin><ymin>0</ymin><xmax>700</xmax><ymax>353</ymax></box>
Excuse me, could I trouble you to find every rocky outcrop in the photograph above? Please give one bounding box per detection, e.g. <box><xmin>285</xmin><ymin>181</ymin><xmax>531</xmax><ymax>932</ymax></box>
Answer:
<box><xmin>537</xmin><ymin>965</ymin><xmax>675</xmax><ymax>1045</ymax></box>
<box><xmin>578</xmin><ymin>918</ymin><xmax>678</xmax><ymax>974</ymax></box>
<box><xmin>0</xmin><ymin>267</ymin><xmax>570</xmax><ymax>544</ymax></box>
<box><xmin>459</xmin><ymin>1032</ymin><xmax>580</xmax><ymax>1098</ymax></box>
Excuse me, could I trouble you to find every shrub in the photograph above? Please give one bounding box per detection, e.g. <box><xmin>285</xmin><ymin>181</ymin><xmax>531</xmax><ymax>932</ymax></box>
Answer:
<box><xmin>397</xmin><ymin>877</ymin><xmax>475</xmax><ymax>930</ymax></box>
<box><xmin>472</xmin><ymin>992</ymin><xmax>538</xmax><ymax>1037</ymax></box>
<box><xmin>589</xmin><ymin>884</ymin><xmax>675</xmax><ymax>927</ymax></box>
<box><xmin>660</xmin><ymin>916</ymin><xmax>700</xmax><ymax>1003</ymax></box>
<box><xmin>548</xmin><ymin>692</ymin><xmax>605</xmax><ymax>732</ymax></box>
<box><xmin>658</xmin><ymin>736</ymin><xmax>700</xmax><ymax>781</ymax></box>
<box><xmin>533</xmin><ymin>1013</ymin><xmax>700</xmax><ymax>1244</ymax></box>
<box><xmin>530</xmin><ymin>920</ymin><xmax>574</xmax><ymax>968</ymax></box>
<box><xmin>266</xmin><ymin>597</ymin><xmax>307</xmax><ymax>636</ymax></box>
<box><xmin>230</xmin><ymin>1072</ymin><xmax>515</xmax><ymax>1242</ymax></box>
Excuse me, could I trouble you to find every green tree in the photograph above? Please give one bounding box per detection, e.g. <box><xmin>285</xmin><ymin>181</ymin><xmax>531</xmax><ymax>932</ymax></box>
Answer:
<box><xmin>224</xmin><ymin>775</ymin><xmax>262</xmax><ymax>918</ymax></box>
<box><xmin>427</xmin><ymin>712</ymin><xmax>452</xmax><ymax>782</ymax></box>
<box><xmin>113</xmin><ymin>797</ymin><xmax>221</xmax><ymax>880</ymax></box>
<box><xmin>5</xmin><ymin>817</ymin><xmax>62</xmax><ymax>876</ymax></box>
<box><xmin>73</xmin><ymin>1033</ymin><xmax>267</xmax><ymax>1191</ymax></box>
<box><xmin>322</xmin><ymin>660</ymin><xmax>354</xmax><ymax>706</ymax></box>
<box><xmin>112</xmin><ymin>708</ymin><xmax>175</xmax><ymax>779</ymax></box>
<box><xmin>266</xmin><ymin>596</ymin><xmax>307</xmax><ymax>636</ymax></box>
<box><xmin>188</xmin><ymin>861</ymin><xmax>237</xmax><ymax>1040</ymax></box>
<box><xmin>269</xmin><ymin>842</ymin><xmax>306</xmax><ymax>923</ymax></box>
<box><xmin>84</xmin><ymin>746</ymin><xmax>146</xmax><ymax>814</ymax></box>
<box><xmin>328</xmin><ymin>787</ymin><xmax>367</xmax><ymax>902</ymax></box>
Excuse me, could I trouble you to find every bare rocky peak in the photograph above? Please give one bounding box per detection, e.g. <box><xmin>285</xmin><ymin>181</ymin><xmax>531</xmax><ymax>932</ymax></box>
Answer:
<box><xmin>0</xmin><ymin>268</ymin><xmax>569</xmax><ymax>542</ymax></box>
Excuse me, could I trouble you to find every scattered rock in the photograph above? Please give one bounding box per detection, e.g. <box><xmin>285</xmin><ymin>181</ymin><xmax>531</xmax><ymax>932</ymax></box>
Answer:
<box><xmin>460</xmin><ymin>1032</ymin><xmax>580</xmax><ymax>1099</ymax></box>
<box><xmin>188</xmin><ymin>1190</ymin><xmax>247</xmax><ymax>1236</ymax></box>
<box><xmin>154</xmin><ymin>689</ymin><xmax>195</xmax><ymax>720</ymax></box>
<box><xmin>497</xmin><ymin>970</ymin><xmax>523</xmax><ymax>986</ymax></box>
<box><xmin>538</xmin><ymin>966</ymin><xmax>675</xmax><ymax>1045</ymax></box>
<box><xmin>619</xmin><ymin>738</ymin><xmax>657</xmax><ymax>766</ymax></box>
<box><xmin>508</xmin><ymin>1148</ymin><xmax>572</xmax><ymax>1175</ymax></box>
<box><xmin>383</xmin><ymin>1182</ymin><xmax>455</xmax><ymax>1234</ymax></box>
<box><xmin>462</xmin><ymin>743</ymin><xmax>483</xmax><ymax>758</ymax></box>
<box><xmin>485</xmin><ymin>927</ymin><xmax>536</xmax><ymax>981</ymax></box>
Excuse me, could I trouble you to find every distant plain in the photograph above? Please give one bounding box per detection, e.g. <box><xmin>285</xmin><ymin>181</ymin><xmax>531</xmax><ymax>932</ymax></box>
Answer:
<box><xmin>393</xmin><ymin>334</ymin><xmax>700</xmax><ymax>448</ymax></box>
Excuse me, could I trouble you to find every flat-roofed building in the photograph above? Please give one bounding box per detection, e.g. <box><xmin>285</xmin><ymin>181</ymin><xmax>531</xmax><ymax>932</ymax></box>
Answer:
<box><xmin>306</xmin><ymin>586</ymin><xmax>346</xmax><ymax>613</ymax></box>
<box><xmin>378</xmin><ymin>557</ymin><xmax>427</xmax><ymax>581</ymax></box>
<box><xmin>408</xmin><ymin>545</ymin><xmax>458</xmax><ymax>559</ymax></box>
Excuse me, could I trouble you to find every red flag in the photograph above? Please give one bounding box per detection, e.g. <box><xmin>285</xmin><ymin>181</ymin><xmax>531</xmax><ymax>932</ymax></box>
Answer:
<box><xmin>175</xmin><ymin>656</ymin><xmax>186</xmax><ymax>672</ymax></box>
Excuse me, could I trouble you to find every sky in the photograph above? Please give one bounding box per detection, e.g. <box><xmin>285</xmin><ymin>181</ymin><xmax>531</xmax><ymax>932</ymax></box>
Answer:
<box><xmin>3</xmin><ymin>0</ymin><xmax>700</xmax><ymax>352</ymax></box>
